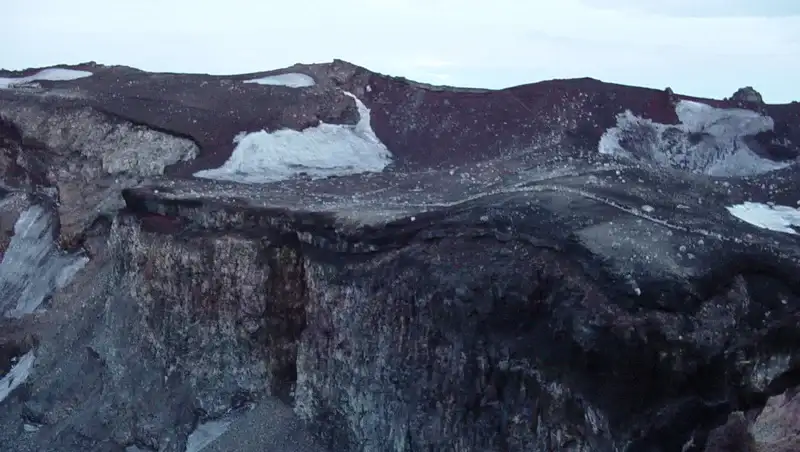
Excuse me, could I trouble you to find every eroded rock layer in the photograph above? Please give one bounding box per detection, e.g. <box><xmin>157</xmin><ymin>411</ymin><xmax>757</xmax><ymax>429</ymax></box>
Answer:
<box><xmin>0</xmin><ymin>60</ymin><xmax>799</xmax><ymax>452</ymax></box>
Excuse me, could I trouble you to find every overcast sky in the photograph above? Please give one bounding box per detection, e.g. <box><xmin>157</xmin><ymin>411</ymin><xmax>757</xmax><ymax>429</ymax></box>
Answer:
<box><xmin>3</xmin><ymin>0</ymin><xmax>798</xmax><ymax>102</ymax></box>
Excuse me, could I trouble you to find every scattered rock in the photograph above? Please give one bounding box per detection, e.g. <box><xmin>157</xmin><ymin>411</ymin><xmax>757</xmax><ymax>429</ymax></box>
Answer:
<box><xmin>0</xmin><ymin>60</ymin><xmax>799</xmax><ymax>452</ymax></box>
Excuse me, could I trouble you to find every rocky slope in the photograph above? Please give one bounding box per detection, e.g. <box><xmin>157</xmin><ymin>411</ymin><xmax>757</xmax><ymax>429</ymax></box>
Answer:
<box><xmin>1</xmin><ymin>60</ymin><xmax>799</xmax><ymax>452</ymax></box>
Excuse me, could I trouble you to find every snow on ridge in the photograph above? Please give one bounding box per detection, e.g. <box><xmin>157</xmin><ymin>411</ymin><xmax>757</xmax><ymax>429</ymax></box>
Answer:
<box><xmin>0</xmin><ymin>68</ymin><xmax>93</xmax><ymax>89</ymax></box>
<box><xmin>598</xmin><ymin>100</ymin><xmax>788</xmax><ymax>177</ymax></box>
<box><xmin>193</xmin><ymin>91</ymin><xmax>393</xmax><ymax>184</ymax></box>
<box><xmin>0</xmin><ymin>350</ymin><xmax>35</xmax><ymax>404</ymax></box>
<box><xmin>675</xmin><ymin>101</ymin><xmax>772</xmax><ymax>136</ymax></box>
<box><xmin>243</xmin><ymin>73</ymin><xmax>316</xmax><ymax>88</ymax></box>
<box><xmin>726</xmin><ymin>202</ymin><xmax>800</xmax><ymax>235</ymax></box>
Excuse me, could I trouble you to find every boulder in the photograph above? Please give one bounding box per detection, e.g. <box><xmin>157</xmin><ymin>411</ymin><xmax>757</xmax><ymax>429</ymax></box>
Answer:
<box><xmin>1</xmin><ymin>60</ymin><xmax>800</xmax><ymax>452</ymax></box>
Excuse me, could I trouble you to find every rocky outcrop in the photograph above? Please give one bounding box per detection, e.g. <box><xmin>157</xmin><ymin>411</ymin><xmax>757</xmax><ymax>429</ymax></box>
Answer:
<box><xmin>751</xmin><ymin>390</ymin><xmax>800</xmax><ymax>451</ymax></box>
<box><xmin>703</xmin><ymin>390</ymin><xmax>800</xmax><ymax>452</ymax></box>
<box><xmin>730</xmin><ymin>86</ymin><xmax>764</xmax><ymax>105</ymax></box>
<box><xmin>1</xmin><ymin>60</ymin><xmax>800</xmax><ymax>452</ymax></box>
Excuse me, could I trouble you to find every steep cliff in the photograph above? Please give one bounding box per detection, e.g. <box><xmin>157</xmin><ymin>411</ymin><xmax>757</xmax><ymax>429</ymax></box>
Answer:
<box><xmin>1</xmin><ymin>60</ymin><xmax>800</xmax><ymax>452</ymax></box>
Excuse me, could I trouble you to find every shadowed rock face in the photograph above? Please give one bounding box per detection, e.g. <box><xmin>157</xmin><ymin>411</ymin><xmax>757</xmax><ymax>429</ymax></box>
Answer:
<box><xmin>1</xmin><ymin>60</ymin><xmax>800</xmax><ymax>452</ymax></box>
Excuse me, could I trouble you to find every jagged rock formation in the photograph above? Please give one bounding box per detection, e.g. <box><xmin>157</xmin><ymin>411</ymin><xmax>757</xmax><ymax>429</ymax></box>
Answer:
<box><xmin>703</xmin><ymin>390</ymin><xmax>800</xmax><ymax>452</ymax></box>
<box><xmin>1</xmin><ymin>60</ymin><xmax>800</xmax><ymax>452</ymax></box>
<box><xmin>730</xmin><ymin>86</ymin><xmax>764</xmax><ymax>105</ymax></box>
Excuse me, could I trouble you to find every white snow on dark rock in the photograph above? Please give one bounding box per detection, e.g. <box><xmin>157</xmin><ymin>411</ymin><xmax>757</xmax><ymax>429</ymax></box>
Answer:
<box><xmin>0</xmin><ymin>68</ymin><xmax>93</xmax><ymax>89</ymax></box>
<box><xmin>598</xmin><ymin>100</ymin><xmax>789</xmax><ymax>176</ymax></box>
<box><xmin>2</xmin><ymin>59</ymin><xmax>800</xmax><ymax>452</ymax></box>
<box><xmin>0</xmin><ymin>205</ymin><xmax>88</xmax><ymax>318</ymax></box>
<box><xmin>243</xmin><ymin>73</ymin><xmax>316</xmax><ymax>88</ymax></box>
<box><xmin>185</xmin><ymin>419</ymin><xmax>232</xmax><ymax>452</ymax></box>
<box><xmin>0</xmin><ymin>351</ymin><xmax>35</xmax><ymax>404</ymax></box>
<box><xmin>726</xmin><ymin>202</ymin><xmax>800</xmax><ymax>235</ymax></box>
<box><xmin>193</xmin><ymin>91</ymin><xmax>392</xmax><ymax>183</ymax></box>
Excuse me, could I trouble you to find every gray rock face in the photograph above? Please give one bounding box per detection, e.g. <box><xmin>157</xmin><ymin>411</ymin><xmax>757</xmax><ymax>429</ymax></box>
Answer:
<box><xmin>1</xmin><ymin>61</ymin><xmax>800</xmax><ymax>452</ymax></box>
<box><xmin>0</xmin><ymin>99</ymin><xmax>198</xmax><ymax>248</ymax></box>
<box><xmin>751</xmin><ymin>390</ymin><xmax>800</xmax><ymax>451</ymax></box>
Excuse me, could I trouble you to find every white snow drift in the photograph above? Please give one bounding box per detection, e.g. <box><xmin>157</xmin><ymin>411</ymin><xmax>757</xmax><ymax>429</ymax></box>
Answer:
<box><xmin>599</xmin><ymin>100</ymin><xmax>789</xmax><ymax>177</ymax></box>
<box><xmin>194</xmin><ymin>92</ymin><xmax>393</xmax><ymax>183</ymax></box>
<box><xmin>243</xmin><ymin>73</ymin><xmax>316</xmax><ymax>88</ymax></box>
<box><xmin>0</xmin><ymin>68</ymin><xmax>93</xmax><ymax>89</ymax></box>
<box><xmin>0</xmin><ymin>205</ymin><xmax>89</xmax><ymax>318</ymax></box>
<box><xmin>0</xmin><ymin>351</ymin><xmax>35</xmax><ymax>404</ymax></box>
<box><xmin>185</xmin><ymin>419</ymin><xmax>232</xmax><ymax>452</ymax></box>
<box><xmin>726</xmin><ymin>202</ymin><xmax>800</xmax><ymax>235</ymax></box>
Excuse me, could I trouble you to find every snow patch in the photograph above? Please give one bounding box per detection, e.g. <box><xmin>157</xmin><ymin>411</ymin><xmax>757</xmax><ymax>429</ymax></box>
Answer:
<box><xmin>194</xmin><ymin>91</ymin><xmax>393</xmax><ymax>183</ymax></box>
<box><xmin>0</xmin><ymin>206</ymin><xmax>89</xmax><ymax>318</ymax></box>
<box><xmin>0</xmin><ymin>351</ymin><xmax>35</xmax><ymax>404</ymax></box>
<box><xmin>243</xmin><ymin>73</ymin><xmax>315</xmax><ymax>88</ymax></box>
<box><xmin>726</xmin><ymin>202</ymin><xmax>800</xmax><ymax>235</ymax></box>
<box><xmin>599</xmin><ymin>100</ymin><xmax>789</xmax><ymax>177</ymax></box>
<box><xmin>0</xmin><ymin>68</ymin><xmax>93</xmax><ymax>89</ymax></box>
<box><xmin>185</xmin><ymin>419</ymin><xmax>232</xmax><ymax>452</ymax></box>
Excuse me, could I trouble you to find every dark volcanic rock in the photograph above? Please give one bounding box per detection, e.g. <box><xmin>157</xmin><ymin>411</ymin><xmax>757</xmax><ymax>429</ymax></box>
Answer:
<box><xmin>730</xmin><ymin>86</ymin><xmax>764</xmax><ymax>105</ymax></box>
<box><xmin>1</xmin><ymin>60</ymin><xmax>800</xmax><ymax>452</ymax></box>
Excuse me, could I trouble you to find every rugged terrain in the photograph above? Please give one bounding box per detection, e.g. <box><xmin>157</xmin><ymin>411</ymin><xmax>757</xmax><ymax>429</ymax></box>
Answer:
<box><xmin>1</xmin><ymin>59</ymin><xmax>800</xmax><ymax>452</ymax></box>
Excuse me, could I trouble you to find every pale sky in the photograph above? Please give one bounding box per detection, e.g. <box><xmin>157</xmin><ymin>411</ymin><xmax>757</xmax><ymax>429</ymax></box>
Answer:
<box><xmin>3</xmin><ymin>0</ymin><xmax>799</xmax><ymax>103</ymax></box>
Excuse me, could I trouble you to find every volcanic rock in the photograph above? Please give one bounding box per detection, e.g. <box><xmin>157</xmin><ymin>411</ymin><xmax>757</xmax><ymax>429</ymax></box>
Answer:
<box><xmin>730</xmin><ymin>86</ymin><xmax>764</xmax><ymax>105</ymax></box>
<box><xmin>0</xmin><ymin>60</ymin><xmax>800</xmax><ymax>452</ymax></box>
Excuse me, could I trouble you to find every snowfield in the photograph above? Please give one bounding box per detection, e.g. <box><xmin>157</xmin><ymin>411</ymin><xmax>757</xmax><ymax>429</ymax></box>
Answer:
<box><xmin>194</xmin><ymin>91</ymin><xmax>393</xmax><ymax>183</ymax></box>
<box><xmin>726</xmin><ymin>202</ymin><xmax>800</xmax><ymax>235</ymax></box>
<box><xmin>599</xmin><ymin>100</ymin><xmax>788</xmax><ymax>177</ymax></box>
<box><xmin>243</xmin><ymin>73</ymin><xmax>316</xmax><ymax>88</ymax></box>
<box><xmin>0</xmin><ymin>68</ymin><xmax>93</xmax><ymax>89</ymax></box>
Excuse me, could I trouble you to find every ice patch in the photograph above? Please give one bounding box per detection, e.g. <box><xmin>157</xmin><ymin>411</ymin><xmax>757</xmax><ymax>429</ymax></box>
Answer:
<box><xmin>0</xmin><ymin>68</ymin><xmax>93</xmax><ymax>89</ymax></box>
<box><xmin>243</xmin><ymin>73</ymin><xmax>315</xmax><ymax>88</ymax></box>
<box><xmin>194</xmin><ymin>91</ymin><xmax>392</xmax><ymax>183</ymax></box>
<box><xmin>0</xmin><ymin>206</ymin><xmax>89</xmax><ymax>318</ymax></box>
<box><xmin>185</xmin><ymin>419</ymin><xmax>232</xmax><ymax>452</ymax></box>
<box><xmin>0</xmin><ymin>351</ymin><xmax>35</xmax><ymax>404</ymax></box>
<box><xmin>726</xmin><ymin>202</ymin><xmax>800</xmax><ymax>235</ymax></box>
<box><xmin>599</xmin><ymin>100</ymin><xmax>789</xmax><ymax>177</ymax></box>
